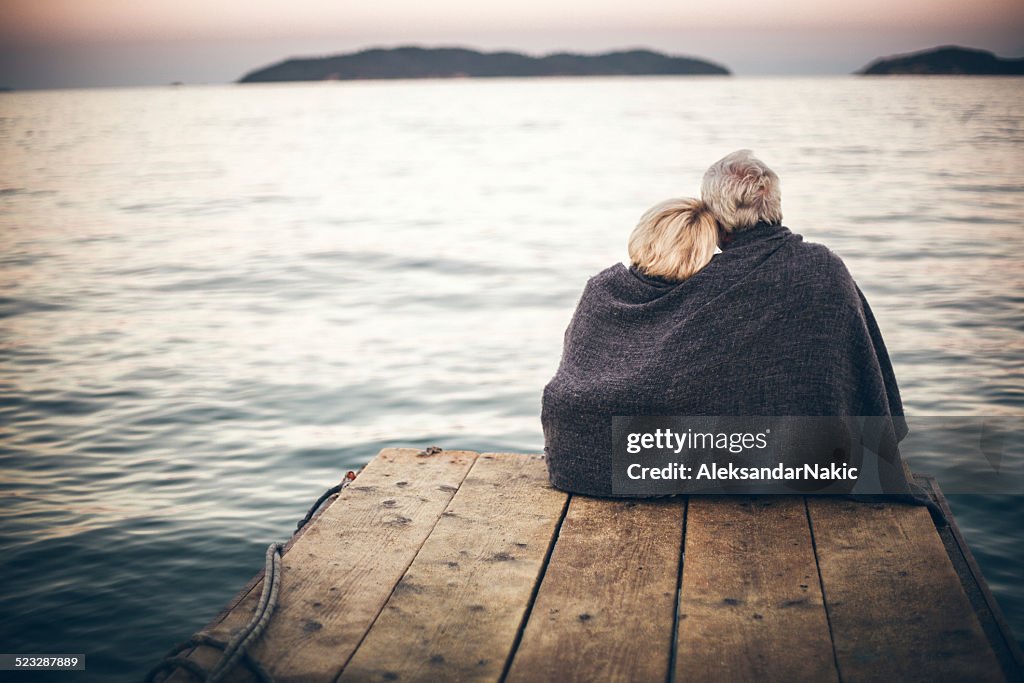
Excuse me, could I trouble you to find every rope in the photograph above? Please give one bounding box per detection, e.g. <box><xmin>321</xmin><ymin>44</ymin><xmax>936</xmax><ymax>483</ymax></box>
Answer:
<box><xmin>144</xmin><ymin>634</ymin><xmax>273</xmax><ymax>682</ymax></box>
<box><xmin>149</xmin><ymin>470</ymin><xmax>359</xmax><ymax>683</ymax></box>
<box><xmin>295</xmin><ymin>485</ymin><xmax>340</xmax><ymax>532</ymax></box>
<box><xmin>297</xmin><ymin>471</ymin><xmax>357</xmax><ymax>533</ymax></box>
<box><xmin>206</xmin><ymin>542</ymin><xmax>283</xmax><ymax>683</ymax></box>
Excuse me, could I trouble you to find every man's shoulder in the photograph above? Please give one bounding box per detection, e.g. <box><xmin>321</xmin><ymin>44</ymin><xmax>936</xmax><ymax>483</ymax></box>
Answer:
<box><xmin>779</xmin><ymin>232</ymin><xmax>859</xmax><ymax>296</ymax></box>
<box><xmin>783</xmin><ymin>233</ymin><xmax>851</xmax><ymax>273</ymax></box>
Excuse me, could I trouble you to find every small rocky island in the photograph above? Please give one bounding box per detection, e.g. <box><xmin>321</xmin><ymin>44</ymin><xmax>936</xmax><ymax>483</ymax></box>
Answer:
<box><xmin>858</xmin><ymin>45</ymin><xmax>1024</xmax><ymax>75</ymax></box>
<box><xmin>239</xmin><ymin>46</ymin><xmax>729</xmax><ymax>83</ymax></box>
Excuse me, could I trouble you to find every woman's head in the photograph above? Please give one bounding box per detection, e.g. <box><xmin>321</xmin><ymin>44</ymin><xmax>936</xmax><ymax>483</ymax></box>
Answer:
<box><xmin>628</xmin><ymin>197</ymin><xmax>719</xmax><ymax>282</ymax></box>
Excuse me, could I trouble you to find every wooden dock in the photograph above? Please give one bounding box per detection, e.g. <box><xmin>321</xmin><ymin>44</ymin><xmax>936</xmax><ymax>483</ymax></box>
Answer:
<box><xmin>162</xmin><ymin>448</ymin><xmax>1022</xmax><ymax>682</ymax></box>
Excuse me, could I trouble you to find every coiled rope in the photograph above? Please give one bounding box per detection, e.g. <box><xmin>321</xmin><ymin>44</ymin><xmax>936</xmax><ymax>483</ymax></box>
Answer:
<box><xmin>146</xmin><ymin>470</ymin><xmax>358</xmax><ymax>683</ymax></box>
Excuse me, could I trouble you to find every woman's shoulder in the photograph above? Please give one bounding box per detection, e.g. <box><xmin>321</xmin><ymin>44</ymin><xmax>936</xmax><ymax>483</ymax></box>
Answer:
<box><xmin>584</xmin><ymin>262</ymin><xmax>631</xmax><ymax>289</ymax></box>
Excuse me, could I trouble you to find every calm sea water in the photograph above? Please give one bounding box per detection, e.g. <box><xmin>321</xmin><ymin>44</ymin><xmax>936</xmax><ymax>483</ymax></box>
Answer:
<box><xmin>1</xmin><ymin>76</ymin><xmax>1022</xmax><ymax>680</ymax></box>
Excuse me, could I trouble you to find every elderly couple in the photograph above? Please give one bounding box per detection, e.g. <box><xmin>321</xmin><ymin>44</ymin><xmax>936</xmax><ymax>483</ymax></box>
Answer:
<box><xmin>542</xmin><ymin>150</ymin><xmax>922</xmax><ymax>502</ymax></box>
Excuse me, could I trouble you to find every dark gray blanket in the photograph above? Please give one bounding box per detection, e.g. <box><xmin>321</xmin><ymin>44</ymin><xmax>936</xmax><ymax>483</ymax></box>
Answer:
<box><xmin>542</xmin><ymin>223</ymin><xmax>913</xmax><ymax>498</ymax></box>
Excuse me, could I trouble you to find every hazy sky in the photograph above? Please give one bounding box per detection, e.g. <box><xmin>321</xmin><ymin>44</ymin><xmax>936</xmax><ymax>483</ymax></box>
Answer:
<box><xmin>1</xmin><ymin>0</ymin><xmax>1023</xmax><ymax>88</ymax></box>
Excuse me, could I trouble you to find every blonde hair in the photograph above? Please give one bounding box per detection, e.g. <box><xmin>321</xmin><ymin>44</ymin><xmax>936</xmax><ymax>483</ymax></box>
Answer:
<box><xmin>628</xmin><ymin>198</ymin><xmax>719</xmax><ymax>282</ymax></box>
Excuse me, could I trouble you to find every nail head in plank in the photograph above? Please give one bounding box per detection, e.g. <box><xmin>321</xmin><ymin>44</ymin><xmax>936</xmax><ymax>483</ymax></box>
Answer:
<box><xmin>169</xmin><ymin>448</ymin><xmax>478</xmax><ymax>683</ymax></box>
<box><xmin>505</xmin><ymin>496</ymin><xmax>684</xmax><ymax>683</ymax></box>
<box><xmin>675</xmin><ymin>496</ymin><xmax>838</xmax><ymax>683</ymax></box>
<box><xmin>808</xmin><ymin>498</ymin><xmax>1005</xmax><ymax>683</ymax></box>
<box><xmin>338</xmin><ymin>452</ymin><xmax>568</xmax><ymax>683</ymax></box>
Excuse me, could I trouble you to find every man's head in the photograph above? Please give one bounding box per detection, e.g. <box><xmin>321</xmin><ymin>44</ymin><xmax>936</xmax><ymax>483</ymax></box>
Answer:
<box><xmin>701</xmin><ymin>150</ymin><xmax>782</xmax><ymax>232</ymax></box>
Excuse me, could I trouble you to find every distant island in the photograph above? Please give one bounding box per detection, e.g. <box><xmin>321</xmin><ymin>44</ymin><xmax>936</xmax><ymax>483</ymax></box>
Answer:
<box><xmin>858</xmin><ymin>45</ymin><xmax>1024</xmax><ymax>75</ymax></box>
<box><xmin>239</xmin><ymin>46</ymin><xmax>729</xmax><ymax>83</ymax></box>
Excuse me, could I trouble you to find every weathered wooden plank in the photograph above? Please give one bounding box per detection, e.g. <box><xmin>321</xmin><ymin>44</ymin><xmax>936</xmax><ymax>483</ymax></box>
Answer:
<box><xmin>504</xmin><ymin>496</ymin><xmax>684</xmax><ymax>683</ymax></box>
<box><xmin>915</xmin><ymin>475</ymin><xmax>1024</xmax><ymax>681</ymax></box>
<box><xmin>338</xmin><ymin>452</ymin><xmax>569</xmax><ymax>682</ymax></box>
<box><xmin>169</xmin><ymin>447</ymin><xmax>478</xmax><ymax>683</ymax></box>
<box><xmin>808</xmin><ymin>498</ymin><xmax>1006</xmax><ymax>683</ymax></box>
<box><xmin>675</xmin><ymin>497</ymin><xmax>838</xmax><ymax>683</ymax></box>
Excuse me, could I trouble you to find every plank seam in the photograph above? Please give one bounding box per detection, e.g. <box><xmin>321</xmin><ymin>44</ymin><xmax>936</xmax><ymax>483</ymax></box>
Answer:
<box><xmin>498</xmin><ymin>491</ymin><xmax>573</xmax><ymax>683</ymax></box>
<box><xmin>666</xmin><ymin>498</ymin><xmax>688</xmax><ymax>683</ymax></box>
<box><xmin>804</xmin><ymin>497</ymin><xmax>844</xmax><ymax>683</ymax></box>
<box><xmin>330</xmin><ymin>451</ymin><xmax>480</xmax><ymax>683</ymax></box>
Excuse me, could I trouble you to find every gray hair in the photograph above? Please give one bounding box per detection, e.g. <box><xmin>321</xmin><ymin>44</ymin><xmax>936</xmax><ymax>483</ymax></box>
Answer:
<box><xmin>701</xmin><ymin>150</ymin><xmax>782</xmax><ymax>231</ymax></box>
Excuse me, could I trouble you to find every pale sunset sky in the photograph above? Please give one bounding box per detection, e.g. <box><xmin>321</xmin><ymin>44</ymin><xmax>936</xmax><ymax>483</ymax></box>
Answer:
<box><xmin>1</xmin><ymin>0</ymin><xmax>1022</xmax><ymax>88</ymax></box>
